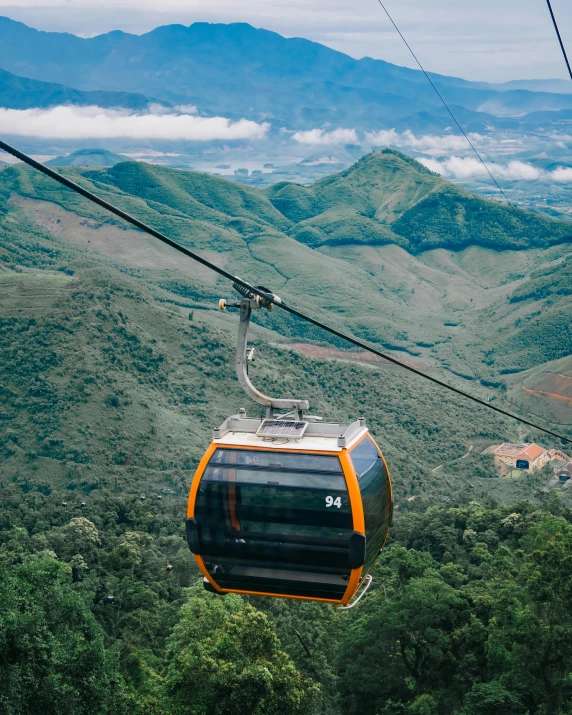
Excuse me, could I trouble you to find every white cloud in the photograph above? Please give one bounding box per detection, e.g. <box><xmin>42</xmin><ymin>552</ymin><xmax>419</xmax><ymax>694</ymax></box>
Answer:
<box><xmin>419</xmin><ymin>158</ymin><xmax>446</xmax><ymax>175</ymax></box>
<box><xmin>365</xmin><ymin>128</ymin><xmax>485</xmax><ymax>155</ymax></box>
<box><xmin>551</xmin><ymin>167</ymin><xmax>572</xmax><ymax>182</ymax></box>
<box><xmin>292</xmin><ymin>127</ymin><xmax>358</xmax><ymax>145</ymax></box>
<box><xmin>364</xmin><ymin>128</ymin><xmax>399</xmax><ymax>145</ymax></box>
<box><xmin>174</xmin><ymin>104</ymin><xmax>198</xmax><ymax>114</ymax></box>
<box><xmin>419</xmin><ymin>155</ymin><xmax>572</xmax><ymax>182</ymax></box>
<box><xmin>426</xmin><ymin>157</ymin><xmax>541</xmax><ymax>181</ymax></box>
<box><xmin>0</xmin><ymin>106</ymin><xmax>269</xmax><ymax>140</ymax></box>
<box><xmin>498</xmin><ymin>161</ymin><xmax>542</xmax><ymax>181</ymax></box>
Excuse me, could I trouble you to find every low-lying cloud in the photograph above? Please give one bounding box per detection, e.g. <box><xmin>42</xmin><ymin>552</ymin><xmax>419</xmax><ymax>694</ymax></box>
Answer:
<box><xmin>365</xmin><ymin>128</ymin><xmax>486</xmax><ymax>154</ymax></box>
<box><xmin>0</xmin><ymin>106</ymin><xmax>269</xmax><ymax>140</ymax></box>
<box><xmin>420</xmin><ymin>156</ymin><xmax>572</xmax><ymax>182</ymax></box>
<box><xmin>292</xmin><ymin>128</ymin><xmax>359</xmax><ymax>145</ymax></box>
<box><xmin>550</xmin><ymin>167</ymin><xmax>572</xmax><ymax>182</ymax></box>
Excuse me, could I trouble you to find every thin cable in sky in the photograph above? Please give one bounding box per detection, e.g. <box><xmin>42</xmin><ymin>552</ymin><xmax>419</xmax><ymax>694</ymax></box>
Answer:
<box><xmin>545</xmin><ymin>0</ymin><xmax>572</xmax><ymax>81</ymax></box>
<box><xmin>376</xmin><ymin>0</ymin><xmax>564</xmax><ymax>273</ymax></box>
<box><xmin>375</xmin><ymin>0</ymin><xmax>514</xmax><ymax>207</ymax></box>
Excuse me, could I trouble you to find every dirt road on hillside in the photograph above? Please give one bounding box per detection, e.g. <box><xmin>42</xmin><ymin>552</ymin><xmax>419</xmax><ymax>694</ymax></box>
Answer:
<box><xmin>288</xmin><ymin>343</ymin><xmax>437</xmax><ymax>372</ymax></box>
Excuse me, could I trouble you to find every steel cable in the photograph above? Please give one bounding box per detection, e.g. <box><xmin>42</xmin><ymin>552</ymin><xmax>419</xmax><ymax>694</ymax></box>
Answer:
<box><xmin>0</xmin><ymin>138</ymin><xmax>570</xmax><ymax>444</ymax></box>
<box><xmin>545</xmin><ymin>0</ymin><xmax>572</xmax><ymax>80</ymax></box>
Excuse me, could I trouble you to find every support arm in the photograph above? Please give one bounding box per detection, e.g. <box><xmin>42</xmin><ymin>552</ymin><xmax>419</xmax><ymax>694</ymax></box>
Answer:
<box><xmin>236</xmin><ymin>299</ymin><xmax>309</xmax><ymax>418</ymax></box>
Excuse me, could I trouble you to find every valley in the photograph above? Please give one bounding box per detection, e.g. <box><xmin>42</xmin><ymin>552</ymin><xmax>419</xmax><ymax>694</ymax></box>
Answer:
<box><xmin>3</xmin><ymin>16</ymin><xmax>572</xmax><ymax>226</ymax></box>
<box><xmin>1</xmin><ymin>13</ymin><xmax>572</xmax><ymax>709</ymax></box>
<box><xmin>2</xmin><ymin>150</ymin><xmax>571</xmax><ymax>398</ymax></box>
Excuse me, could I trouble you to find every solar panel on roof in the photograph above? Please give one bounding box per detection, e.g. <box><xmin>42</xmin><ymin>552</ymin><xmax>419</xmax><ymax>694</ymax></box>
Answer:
<box><xmin>256</xmin><ymin>420</ymin><xmax>309</xmax><ymax>439</ymax></box>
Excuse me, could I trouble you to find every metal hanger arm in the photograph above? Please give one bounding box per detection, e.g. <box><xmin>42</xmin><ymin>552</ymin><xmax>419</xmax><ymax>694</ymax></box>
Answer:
<box><xmin>236</xmin><ymin>299</ymin><xmax>309</xmax><ymax>416</ymax></box>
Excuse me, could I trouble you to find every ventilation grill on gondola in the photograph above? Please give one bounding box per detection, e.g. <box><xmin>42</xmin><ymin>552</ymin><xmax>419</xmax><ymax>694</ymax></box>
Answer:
<box><xmin>256</xmin><ymin>420</ymin><xmax>308</xmax><ymax>439</ymax></box>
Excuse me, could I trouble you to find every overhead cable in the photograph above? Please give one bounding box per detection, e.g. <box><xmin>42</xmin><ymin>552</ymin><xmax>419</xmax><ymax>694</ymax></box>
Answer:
<box><xmin>375</xmin><ymin>0</ymin><xmax>514</xmax><ymax>207</ymax></box>
<box><xmin>375</xmin><ymin>2</ymin><xmax>559</xmax><ymax>276</ymax></box>
<box><xmin>0</xmin><ymin>138</ymin><xmax>570</xmax><ymax>444</ymax></box>
<box><xmin>545</xmin><ymin>0</ymin><xmax>572</xmax><ymax>81</ymax></box>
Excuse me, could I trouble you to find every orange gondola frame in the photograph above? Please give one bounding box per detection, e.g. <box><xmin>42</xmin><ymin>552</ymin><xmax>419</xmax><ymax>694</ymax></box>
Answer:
<box><xmin>186</xmin><ymin>284</ymin><xmax>393</xmax><ymax>607</ymax></box>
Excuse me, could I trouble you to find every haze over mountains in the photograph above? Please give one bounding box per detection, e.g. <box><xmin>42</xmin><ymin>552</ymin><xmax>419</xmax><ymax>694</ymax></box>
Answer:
<box><xmin>2</xmin><ymin>15</ymin><xmax>572</xmax><ymax>134</ymax></box>
<box><xmin>0</xmin><ymin>13</ymin><xmax>571</xmax><ymax>430</ymax></box>
<box><xmin>3</xmin><ymin>15</ymin><xmax>572</xmax><ymax>211</ymax></box>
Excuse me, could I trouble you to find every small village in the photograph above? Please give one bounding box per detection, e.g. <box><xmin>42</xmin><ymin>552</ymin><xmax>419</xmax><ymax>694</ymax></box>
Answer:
<box><xmin>484</xmin><ymin>442</ymin><xmax>572</xmax><ymax>483</ymax></box>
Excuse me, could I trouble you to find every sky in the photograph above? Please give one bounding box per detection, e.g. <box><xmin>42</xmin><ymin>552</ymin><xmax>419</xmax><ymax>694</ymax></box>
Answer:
<box><xmin>0</xmin><ymin>0</ymin><xmax>571</xmax><ymax>83</ymax></box>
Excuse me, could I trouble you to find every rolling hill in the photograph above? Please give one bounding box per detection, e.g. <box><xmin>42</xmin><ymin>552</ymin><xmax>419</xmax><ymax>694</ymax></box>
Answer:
<box><xmin>267</xmin><ymin>150</ymin><xmax>572</xmax><ymax>252</ymax></box>
<box><xmin>1</xmin><ymin>150</ymin><xmax>571</xmax><ymax>417</ymax></box>
<box><xmin>1</xmin><ymin>17</ymin><xmax>572</xmax><ymax>131</ymax></box>
<box><xmin>0</xmin><ymin>209</ymin><xmax>560</xmax><ymax>512</ymax></box>
<box><xmin>46</xmin><ymin>148</ymin><xmax>129</xmax><ymax>167</ymax></box>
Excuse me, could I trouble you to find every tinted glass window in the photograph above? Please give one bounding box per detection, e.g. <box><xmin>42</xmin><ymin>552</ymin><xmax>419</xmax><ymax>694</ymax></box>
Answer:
<box><xmin>194</xmin><ymin>449</ymin><xmax>354</xmax><ymax>600</ymax></box>
<box><xmin>209</xmin><ymin>449</ymin><xmax>343</xmax><ymax>472</ymax></box>
<box><xmin>350</xmin><ymin>436</ymin><xmax>392</xmax><ymax>573</ymax></box>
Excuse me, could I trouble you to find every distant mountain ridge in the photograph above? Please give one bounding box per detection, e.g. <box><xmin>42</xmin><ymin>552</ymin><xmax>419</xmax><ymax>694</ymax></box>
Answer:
<box><xmin>1</xmin><ymin>16</ymin><xmax>572</xmax><ymax>131</ymax></box>
<box><xmin>0</xmin><ymin>69</ymin><xmax>162</xmax><ymax>110</ymax></box>
<box><xmin>0</xmin><ymin>67</ymin><xmax>160</xmax><ymax>110</ymax></box>
<box><xmin>46</xmin><ymin>148</ymin><xmax>129</xmax><ymax>167</ymax></box>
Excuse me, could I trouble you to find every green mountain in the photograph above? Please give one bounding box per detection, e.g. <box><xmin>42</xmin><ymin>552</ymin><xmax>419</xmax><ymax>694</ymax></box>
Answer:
<box><xmin>46</xmin><ymin>148</ymin><xmax>129</xmax><ymax>167</ymax></box>
<box><xmin>2</xmin><ymin>145</ymin><xmax>572</xmax><ymax>714</ymax></box>
<box><xmin>1</xmin><ymin>150</ymin><xmax>571</xmax><ymax>411</ymax></box>
<box><xmin>267</xmin><ymin>150</ymin><xmax>572</xmax><ymax>252</ymax></box>
<box><xmin>0</xmin><ymin>67</ymin><xmax>160</xmax><ymax>110</ymax></box>
<box><xmin>0</xmin><ymin>177</ymin><xmax>562</xmax><ymax>508</ymax></box>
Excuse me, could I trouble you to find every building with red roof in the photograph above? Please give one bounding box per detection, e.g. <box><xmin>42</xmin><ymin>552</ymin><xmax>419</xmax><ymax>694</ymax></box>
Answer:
<box><xmin>491</xmin><ymin>443</ymin><xmax>550</xmax><ymax>472</ymax></box>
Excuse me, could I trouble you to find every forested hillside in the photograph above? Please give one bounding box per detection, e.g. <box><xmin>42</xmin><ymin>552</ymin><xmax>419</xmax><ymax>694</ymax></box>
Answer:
<box><xmin>5</xmin><ymin>150</ymin><xmax>572</xmax><ymax>257</ymax></box>
<box><xmin>1</xmin><ymin>148</ymin><xmax>572</xmax><ymax>712</ymax></box>
<box><xmin>2</xmin><ymin>150</ymin><xmax>571</xmax><ymax>388</ymax></box>
<box><xmin>267</xmin><ymin>150</ymin><xmax>572</xmax><ymax>253</ymax></box>
<box><xmin>4</xmin><ymin>487</ymin><xmax>572</xmax><ymax>713</ymax></box>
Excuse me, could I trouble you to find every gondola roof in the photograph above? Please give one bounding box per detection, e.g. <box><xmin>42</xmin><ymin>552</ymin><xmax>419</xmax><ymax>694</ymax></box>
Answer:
<box><xmin>213</xmin><ymin>414</ymin><xmax>369</xmax><ymax>452</ymax></box>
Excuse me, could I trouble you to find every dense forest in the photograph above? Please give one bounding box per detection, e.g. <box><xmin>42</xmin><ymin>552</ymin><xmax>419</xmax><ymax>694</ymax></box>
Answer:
<box><xmin>3</xmin><ymin>491</ymin><xmax>572</xmax><ymax>714</ymax></box>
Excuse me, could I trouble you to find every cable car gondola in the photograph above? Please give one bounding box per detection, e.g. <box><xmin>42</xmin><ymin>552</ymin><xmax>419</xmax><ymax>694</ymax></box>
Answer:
<box><xmin>186</xmin><ymin>285</ymin><xmax>393</xmax><ymax>606</ymax></box>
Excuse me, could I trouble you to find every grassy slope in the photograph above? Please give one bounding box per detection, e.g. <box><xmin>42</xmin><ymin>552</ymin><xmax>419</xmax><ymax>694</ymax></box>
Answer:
<box><xmin>266</xmin><ymin>150</ymin><xmax>572</xmax><ymax>253</ymax></box>
<box><xmin>489</xmin><ymin>256</ymin><xmax>572</xmax><ymax>372</ymax></box>
<box><xmin>1</xmin><ymin>152</ymin><xmax>571</xmax><ymax>416</ymax></box>
<box><xmin>1</xmin><ymin>212</ymin><xmax>563</xmax><ymax>516</ymax></box>
<box><xmin>505</xmin><ymin>354</ymin><xmax>572</xmax><ymax>428</ymax></box>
